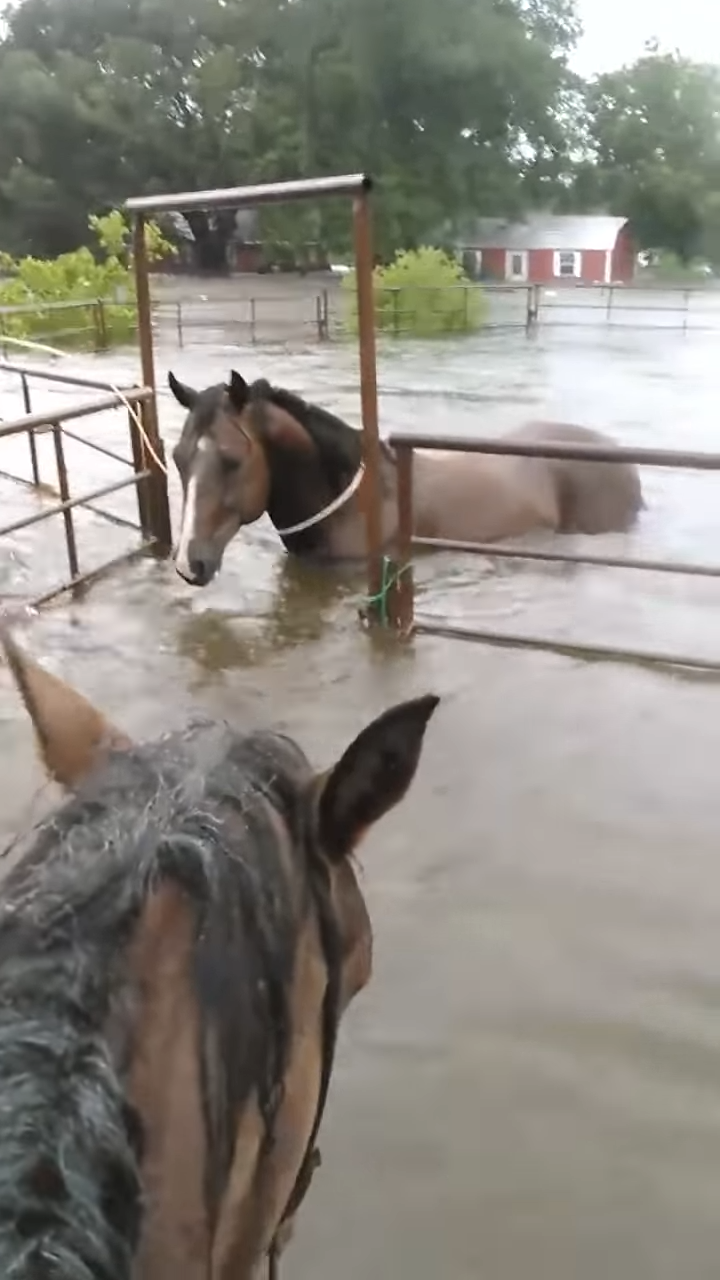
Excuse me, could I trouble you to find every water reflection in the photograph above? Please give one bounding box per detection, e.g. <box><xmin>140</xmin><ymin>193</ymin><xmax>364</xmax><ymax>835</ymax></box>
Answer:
<box><xmin>174</xmin><ymin>555</ymin><xmax>360</xmax><ymax>679</ymax></box>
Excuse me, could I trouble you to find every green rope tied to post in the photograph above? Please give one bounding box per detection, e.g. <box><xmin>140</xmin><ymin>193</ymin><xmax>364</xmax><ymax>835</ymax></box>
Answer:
<box><xmin>360</xmin><ymin>555</ymin><xmax>411</xmax><ymax>627</ymax></box>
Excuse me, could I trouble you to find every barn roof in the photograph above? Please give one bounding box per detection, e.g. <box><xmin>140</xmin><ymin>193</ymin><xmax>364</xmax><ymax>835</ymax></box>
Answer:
<box><xmin>457</xmin><ymin>214</ymin><xmax>629</xmax><ymax>252</ymax></box>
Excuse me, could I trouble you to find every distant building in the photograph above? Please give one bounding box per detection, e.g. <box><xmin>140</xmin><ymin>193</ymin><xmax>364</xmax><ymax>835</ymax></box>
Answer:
<box><xmin>155</xmin><ymin>207</ymin><xmax>330</xmax><ymax>274</ymax></box>
<box><xmin>452</xmin><ymin>214</ymin><xmax>635</xmax><ymax>286</ymax></box>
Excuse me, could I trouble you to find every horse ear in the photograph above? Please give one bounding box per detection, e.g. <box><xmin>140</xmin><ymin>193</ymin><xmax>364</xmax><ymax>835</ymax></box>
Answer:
<box><xmin>168</xmin><ymin>371</ymin><xmax>197</xmax><ymax>410</ymax></box>
<box><xmin>317</xmin><ymin>694</ymin><xmax>439</xmax><ymax>861</ymax></box>
<box><xmin>227</xmin><ymin>369</ymin><xmax>249</xmax><ymax>412</ymax></box>
<box><xmin>1</xmin><ymin>630</ymin><xmax>132</xmax><ymax>790</ymax></box>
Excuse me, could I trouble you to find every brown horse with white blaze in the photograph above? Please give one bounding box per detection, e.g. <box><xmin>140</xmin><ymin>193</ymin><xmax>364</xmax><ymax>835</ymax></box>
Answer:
<box><xmin>169</xmin><ymin>369</ymin><xmax>643</xmax><ymax>586</ymax></box>
<box><xmin>0</xmin><ymin>628</ymin><xmax>438</xmax><ymax>1279</ymax></box>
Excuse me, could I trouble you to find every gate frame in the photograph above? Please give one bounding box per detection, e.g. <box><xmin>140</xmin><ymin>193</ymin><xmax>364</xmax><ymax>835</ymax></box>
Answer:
<box><xmin>388</xmin><ymin>431</ymin><xmax>720</xmax><ymax>673</ymax></box>
<box><xmin>125</xmin><ymin>173</ymin><xmax>384</xmax><ymax>603</ymax></box>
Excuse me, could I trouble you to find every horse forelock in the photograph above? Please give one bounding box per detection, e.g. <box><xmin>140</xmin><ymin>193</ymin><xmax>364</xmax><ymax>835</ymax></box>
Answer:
<box><xmin>184</xmin><ymin>384</ymin><xmax>229</xmax><ymax>442</ymax></box>
<box><xmin>0</xmin><ymin>719</ymin><xmax>336</xmax><ymax>1268</ymax></box>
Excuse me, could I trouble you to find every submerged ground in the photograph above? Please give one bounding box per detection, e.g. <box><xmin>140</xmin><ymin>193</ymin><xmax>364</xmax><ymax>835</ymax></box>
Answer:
<box><xmin>2</xmin><ymin>279</ymin><xmax>720</xmax><ymax>1278</ymax></box>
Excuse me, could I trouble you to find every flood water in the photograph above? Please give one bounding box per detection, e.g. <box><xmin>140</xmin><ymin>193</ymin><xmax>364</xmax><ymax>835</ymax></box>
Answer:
<box><xmin>3</xmin><ymin>300</ymin><xmax>720</xmax><ymax>1277</ymax></box>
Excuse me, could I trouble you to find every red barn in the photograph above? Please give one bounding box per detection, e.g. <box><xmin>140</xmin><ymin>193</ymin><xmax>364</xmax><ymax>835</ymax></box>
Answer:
<box><xmin>459</xmin><ymin>215</ymin><xmax>635</xmax><ymax>286</ymax></box>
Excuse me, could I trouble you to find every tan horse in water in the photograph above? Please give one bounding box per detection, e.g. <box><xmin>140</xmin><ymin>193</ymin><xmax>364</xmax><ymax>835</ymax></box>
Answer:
<box><xmin>168</xmin><ymin>370</ymin><xmax>643</xmax><ymax>586</ymax></box>
<box><xmin>0</xmin><ymin>628</ymin><xmax>438</xmax><ymax>1279</ymax></box>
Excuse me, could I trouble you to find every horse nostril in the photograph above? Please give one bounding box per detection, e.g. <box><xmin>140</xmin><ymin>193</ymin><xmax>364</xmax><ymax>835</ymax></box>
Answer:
<box><xmin>188</xmin><ymin>556</ymin><xmax>211</xmax><ymax>584</ymax></box>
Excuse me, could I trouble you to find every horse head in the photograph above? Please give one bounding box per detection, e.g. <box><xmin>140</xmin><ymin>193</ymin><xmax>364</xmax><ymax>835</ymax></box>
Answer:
<box><xmin>170</xmin><ymin>369</ymin><xmax>266</xmax><ymax>585</ymax></box>
<box><xmin>0</xmin><ymin>628</ymin><xmax>438</xmax><ymax>1274</ymax></box>
<box><xmin>169</xmin><ymin>369</ymin><xmax>364</xmax><ymax>585</ymax></box>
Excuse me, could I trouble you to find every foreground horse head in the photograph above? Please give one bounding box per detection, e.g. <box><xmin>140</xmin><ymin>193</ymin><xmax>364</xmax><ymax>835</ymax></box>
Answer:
<box><xmin>169</xmin><ymin>369</ymin><xmax>371</xmax><ymax>585</ymax></box>
<box><xmin>0</xmin><ymin>629</ymin><xmax>438</xmax><ymax>1279</ymax></box>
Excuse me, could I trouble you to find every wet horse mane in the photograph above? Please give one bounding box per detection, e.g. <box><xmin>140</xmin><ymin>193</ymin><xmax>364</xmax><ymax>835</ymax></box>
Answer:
<box><xmin>248</xmin><ymin>379</ymin><xmax>394</xmax><ymax>486</ymax></box>
<box><xmin>0</xmin><ymin>719</ymin><xmax>337</xmax><ymax>1276</ymax></box>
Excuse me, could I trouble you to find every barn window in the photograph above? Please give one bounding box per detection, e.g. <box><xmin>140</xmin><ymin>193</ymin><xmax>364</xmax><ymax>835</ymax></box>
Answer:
<box><xmin>505</xmin><ymin>250</ymin><xmax>529</xmax><ymax>281</ymax></box>
<box><xmin>554</xmin><ymin>251</ymin><xmax>580</xmax><ymax>278</ymax></box>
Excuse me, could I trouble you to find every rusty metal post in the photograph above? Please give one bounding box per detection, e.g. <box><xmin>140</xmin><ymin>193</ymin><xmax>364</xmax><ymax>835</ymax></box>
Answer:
<box><xmin>52</xmin><ymin>423</ymin><xmax>80</xmax><ymax>581</ymax></box>
<box><xmin>141</xmin><ymin>399</ymin><xmax>172</xmax><ymax>554</ymax></box>
<box><xmin>132</xmin><ymin>215</ymin><xmax>172</xmax><ymax>555</ymax></box>
<box><xmin>128</xmin><ymin>404</ymin><xmax>152</xmax><ymax>538</ymax></box>
<box><xmin>133</xmin><ymin>215</ymin><xmax>156</xmax><ymax>396</ymax></box>
<box><xmin>352</xmin><ymin>192</ymin><xmax>383</xmax><ymax>607</ymax></box>
<box><xmin>393</xmin><ymin>443</ymin><xmax>415</xmax><ymax>632</ymax></box>
<box><xmin>21</xmin><ymin>374</ymin><xmax>40</xmax><ymax>487</ymax></box>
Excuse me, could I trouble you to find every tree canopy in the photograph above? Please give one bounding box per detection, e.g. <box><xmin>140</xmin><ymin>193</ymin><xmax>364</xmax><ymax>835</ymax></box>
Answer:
<box><xmin>1</xmin><ymin>0</ymin><xmax>719</xmax><ymax>268</ymax></box>
<box><xmin>575</xmin><ymin>50</ymin><xmax>720</xmax><ymax>264</ymax></box>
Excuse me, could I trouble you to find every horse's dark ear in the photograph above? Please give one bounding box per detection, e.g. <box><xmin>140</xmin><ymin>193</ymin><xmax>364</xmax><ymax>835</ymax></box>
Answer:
<box><xmin>227</xmin><ymin>369</ymin><xmax>249</xmax><ymax>412</ymax></box>
<box><xmin>317</xmin><ymin>694</ymin><xmax>439</xmax><ymax>861</ymax></box>
<box><xmin>168</xmin><ymin>371</ymin><xmax>197</xmax><ymax>410</ymax></box>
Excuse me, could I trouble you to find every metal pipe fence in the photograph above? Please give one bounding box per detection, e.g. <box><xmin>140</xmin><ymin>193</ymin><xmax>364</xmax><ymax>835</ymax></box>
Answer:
<box><xmin>386</xmin><ymin>432</ymin><xmax>720</xmax><ymax>672</ymax></box>
<box><xmin>155</xmin><ymin>290</ymin><xmax>332</xmax><ymax>347</ymax></box>
<box><xmin>365</xmin><ymin>282</ymin><xmax>720</xmax><ymax>336</ymax></box>
<box><xmin>146</xmin><ymin>280</ymin><xmax>720</xmax><ymax>346</ymax></box>
<box><xmin>0</xmin><ymin>366</ymin><xmax>172</xmax><ymax>609</ymax></box>
<box><xmin>0</xmin><ymin>299</ymin><xmax>127</xmax><ymax>354</ymax></box>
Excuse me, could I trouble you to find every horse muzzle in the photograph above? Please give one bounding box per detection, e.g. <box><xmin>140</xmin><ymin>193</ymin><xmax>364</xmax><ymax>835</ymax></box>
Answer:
<box><xmin>174</xmin><ymin>540</ymin><xmax>221</xmax><ymax>587</ymax></box>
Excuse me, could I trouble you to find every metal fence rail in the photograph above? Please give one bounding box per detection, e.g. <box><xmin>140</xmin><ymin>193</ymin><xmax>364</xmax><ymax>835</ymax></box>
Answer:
<box><xmin>0</xmin><ymin>366</ymin><xmax>172</xmax><ymax>609</ymax></box>
<box><xmin>146</xmin><ymin>281</ymin><xmax>720</xmax><ymax>346</ymax></box>
<box><xmin>386</xmin><ymin>432</ymin><xmax>720</xmax><ymax>672</ymax></box>
<box><xmin>370</xmin><ymin>282</ymin><xmax>720</xmax><ymax>336</ymax></box>
<box><xmin>155</xmin><ymin>291</ymin><xmax>331</xmax><ymax>346</ymax></box>
<box><xmin>0</xmin><ymin>299</ymin><xmax>122</xmax><ymax>352</ymax></box>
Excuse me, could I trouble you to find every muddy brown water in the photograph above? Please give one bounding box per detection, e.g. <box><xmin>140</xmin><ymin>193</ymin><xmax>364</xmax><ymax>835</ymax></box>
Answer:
<box><xmin>4</xmin><ymin>296</ymin><xmax>720</xmax><ymax>1276</ymax></box>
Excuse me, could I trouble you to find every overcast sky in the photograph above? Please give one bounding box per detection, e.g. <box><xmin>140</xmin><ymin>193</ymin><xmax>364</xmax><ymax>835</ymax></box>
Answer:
<box><xmin>573</xmin><ymin>0</ymin><xmax>718</xmax><ymax>76</ymax></box>
<box><xmin>0</xmin><ymin>0</ymin><xmax>715</xmax><ymax>78</ymax></box>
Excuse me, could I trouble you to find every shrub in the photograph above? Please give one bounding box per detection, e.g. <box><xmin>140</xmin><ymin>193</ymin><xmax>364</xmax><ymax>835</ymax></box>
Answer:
<box><xmin>0</xmin><ymin>212</ymin><xmax>175</xmax><ymax>351</ymax></box>
<box><xmin>638</xmin><ymin>249</ymin><xmax>712</xmax><ymax>284</ymax></box>
<box><xmin>342</xmin><ymin>245</ymin><xmax>486</xmax><ymax>338</ymax></box>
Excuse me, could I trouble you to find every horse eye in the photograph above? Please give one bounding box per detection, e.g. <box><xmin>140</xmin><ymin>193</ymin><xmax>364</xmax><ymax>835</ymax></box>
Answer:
<box><xmin>219</xmin><ymin>454</ymin><xmax>241</xmax><ymax>474</ymax></box>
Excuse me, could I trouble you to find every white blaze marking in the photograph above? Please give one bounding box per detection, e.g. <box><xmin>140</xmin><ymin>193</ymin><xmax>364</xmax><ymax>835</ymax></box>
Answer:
<box><xmin>175</xmin><ymin>439</ymin><xmax>208</xmax><ymax>577</ymax></box>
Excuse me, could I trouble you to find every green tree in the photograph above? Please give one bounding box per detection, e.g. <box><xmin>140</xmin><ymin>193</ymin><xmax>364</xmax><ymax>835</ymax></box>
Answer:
<box><xmin>0</xmin><ymin>0</ymin><xmax>584</xmax><ymax>261</ymax></box>
<box><xmin>0</xmin><ymin>210</ymin><xmax>175</xmax><ymax>347</ymax></box>
<box><xmin>236</xmin><ymin>0</ymin><xmax>584</xmax><ymax>254</ymax></box>
<box><xmin>583</xmin><ymin>50</ymin><xmax>720</xmax><ymax>262</ymax></box>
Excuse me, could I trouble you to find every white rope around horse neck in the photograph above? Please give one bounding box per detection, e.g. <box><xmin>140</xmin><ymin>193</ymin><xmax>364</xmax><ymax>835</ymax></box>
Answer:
<box><xmin>273</xmin><ymin>461</ymin><xmax>365</xmax><ymax>537</ymax></box>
